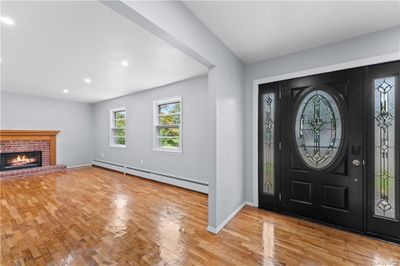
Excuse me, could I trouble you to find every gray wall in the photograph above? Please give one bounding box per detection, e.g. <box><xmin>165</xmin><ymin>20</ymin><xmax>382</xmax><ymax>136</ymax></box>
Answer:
<box><xmin>0</xmin><ymin>92</ymin><xmax>94</xmax><ymax>167</ymax></box>
<box><xmin>93</xmin><ymin>75</ymin><xmax>211</xmax><ymax>185</ymax></box>
<box><xmin>112</xmin><ymin>1</ymin><xmax>246</xmax><ymax>230</ymax></box>
<box><xmin>244</xmin><ymin>26</ymin><xmax>400</xmax><ymax>202</ymax></box>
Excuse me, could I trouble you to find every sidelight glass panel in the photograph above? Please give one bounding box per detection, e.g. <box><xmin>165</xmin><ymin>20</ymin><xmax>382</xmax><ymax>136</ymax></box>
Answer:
<box><xmin>295</xmin><ymin>90</ymin><xmax>342</xmax><ymax>169</ymax></box>
<box><xmin>262</xmin><ymin>93</ymin><xmax>275</xmax><ymax>195</ymax></box>
<box><xmin>374</xmin><ymin>77</ymin><xmax>396</xmax><ymax>219</ymax></box>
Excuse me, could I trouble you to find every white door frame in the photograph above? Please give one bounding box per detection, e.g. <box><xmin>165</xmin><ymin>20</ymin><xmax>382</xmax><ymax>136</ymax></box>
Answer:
<box><xmin>251</xmin><ymin>53</ymin><xmax>400</xmax><ymax>206</ymax></box>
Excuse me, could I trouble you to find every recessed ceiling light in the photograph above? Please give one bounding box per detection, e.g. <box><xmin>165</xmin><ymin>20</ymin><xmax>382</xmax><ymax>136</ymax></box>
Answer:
<box><xmin>121</xmin><ymin>60</ymin><xmax>129</xmax><ymax>67</ymax></box>
<box><xmin>0</xmin><ymin>16</ymin><xmax>15</xmax><ymax>26</ymax></box>
<box><xmin>84</xmin><ymin>78</ymin><xmax>92</xmax><ymax>84</ymax></box>
<box><xmin>63</xmin><ymin>89</ymin><xmax>69</xmax><ymax>94</ymax></box>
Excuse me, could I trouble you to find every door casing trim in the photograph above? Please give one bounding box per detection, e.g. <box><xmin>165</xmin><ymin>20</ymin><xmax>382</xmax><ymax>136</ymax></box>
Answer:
<box><xmin>251</xmin><ymin>52</ymin><xmax>400</xmax><ymax>207</ymax></box>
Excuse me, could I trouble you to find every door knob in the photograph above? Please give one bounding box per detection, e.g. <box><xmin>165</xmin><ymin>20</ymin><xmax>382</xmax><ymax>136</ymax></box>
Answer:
<box><xmin>352</xmin><ymin>159</ymin><xmax>361</xmax><ymax>166</ymax></box>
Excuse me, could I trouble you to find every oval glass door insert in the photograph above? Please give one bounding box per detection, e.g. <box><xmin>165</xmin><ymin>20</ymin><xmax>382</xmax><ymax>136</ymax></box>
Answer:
<box><xmin>295</xmin><ymin>90</ymin><xmax>342</xmax><ymax>169</ymax></box>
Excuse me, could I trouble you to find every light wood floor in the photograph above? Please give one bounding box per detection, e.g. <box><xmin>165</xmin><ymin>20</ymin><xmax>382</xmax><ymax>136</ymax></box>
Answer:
<box><xmin>1</xmin><ymin>167</ymin><xmax>399</xmax><ymax>265</ymax></box>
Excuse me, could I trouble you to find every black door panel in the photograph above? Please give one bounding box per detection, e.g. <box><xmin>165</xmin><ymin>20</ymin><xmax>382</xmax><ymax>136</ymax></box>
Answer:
<box><xmin>258</xmin><ymin>61</ymin><xmax>400</xmax><ymax>242</ymax></box>
<box><xmin>280</xmin><ymin>68</ymin><xmax>363</xmax><ymax>231</ymax></box>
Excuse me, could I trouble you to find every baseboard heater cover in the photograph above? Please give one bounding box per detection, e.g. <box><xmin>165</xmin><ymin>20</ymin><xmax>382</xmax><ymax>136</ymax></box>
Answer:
<box><xmin>92</xmin><ymin>159</ymin><xmax>208</xmax><ymax>194</ymax></box>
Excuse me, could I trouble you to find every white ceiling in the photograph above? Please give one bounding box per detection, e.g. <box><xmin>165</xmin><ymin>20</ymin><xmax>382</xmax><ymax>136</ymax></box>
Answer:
<box><xmin>1</xmin><ymin>1</ymin><xmax>208</xmax><ymax>103</ymax></box>
<box><xmin>184</xmin><ymin>1</ymin><xmax>400</xmax><ymax>64</ymax></box>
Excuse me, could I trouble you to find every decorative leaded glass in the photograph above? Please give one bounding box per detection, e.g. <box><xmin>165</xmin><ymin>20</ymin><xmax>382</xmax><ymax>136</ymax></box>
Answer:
<box><xmin>262</xmin><ymin>93</ymin><xmax>274</xmax><ymax>194</ymax></box>
<box><xmin>374</xmin><ymin>77</ymin><xmax>396</xmax><ymax>219</ymax></box>
<box><xmin>295</xmin><ymin>90</ymin><xmax>342</xmax><ymax>169</ymax></box>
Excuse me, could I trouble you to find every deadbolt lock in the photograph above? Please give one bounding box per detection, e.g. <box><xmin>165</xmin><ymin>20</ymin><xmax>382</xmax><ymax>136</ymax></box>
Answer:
<box><xmin>352</xmin><ymin>159</ymin><xmax>361</xmax><ymax>166</ymax></box>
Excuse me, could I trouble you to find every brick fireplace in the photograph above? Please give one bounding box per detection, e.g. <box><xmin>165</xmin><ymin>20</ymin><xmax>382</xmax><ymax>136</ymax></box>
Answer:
<box><xmin>0</xmin><ymin>130</ymin><xmax>66</xmax><ymax>178</ymax></box>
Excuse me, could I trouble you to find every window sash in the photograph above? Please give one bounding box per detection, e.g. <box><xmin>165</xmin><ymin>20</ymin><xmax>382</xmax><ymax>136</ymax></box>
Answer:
<box><xmin>154</xmin><ymin>98</ymin><xmax>182</xmax><ymax>152</ymax></box>
<box><xmin>110</xmin><ymin>108</ymin><xmax>126</xmax><ymax>147</ymax></box>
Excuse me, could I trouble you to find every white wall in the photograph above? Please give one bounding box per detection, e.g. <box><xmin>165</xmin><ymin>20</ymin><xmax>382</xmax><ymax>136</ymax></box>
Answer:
<box><xmin>0</xmin><ymin>92</ymin><xmax>94</xmax><ymax>167</ymax></box>
<box><xmin>244</xmin><ymin>26</ymin><xmax>400</xmax><ymax>204</ymax></box>
<box><xmin>102</xmin><ymin>1</ymin><xmax>245</xmax><ymax>231</ymax></box>
<box><xmin>93</xmin><ymin>75</ymin><xmax>211</xmax><ymax>190</ymax></box>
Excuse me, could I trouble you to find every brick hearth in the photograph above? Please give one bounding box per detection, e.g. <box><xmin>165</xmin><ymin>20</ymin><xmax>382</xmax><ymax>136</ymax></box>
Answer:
<box><xmin>0</xmin><ymin>165</ymin><xmax>66</xmax><ymax>179</ymax></box>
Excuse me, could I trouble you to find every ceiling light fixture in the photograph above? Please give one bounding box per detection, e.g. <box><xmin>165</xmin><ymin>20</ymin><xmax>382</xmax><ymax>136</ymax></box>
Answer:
<box><xmin>0</xmin><ymin>16</ymin><xmax>15</xmax><ymax>26</ymax></box>
<box><xmin>84</xmin><ymin>78</ymin><xmax>92</xmax><ymax>84</ymax></box>
<box><xmin>121</xmin><ymin>60</ymin><xmax>129</xmax><ymax>67</ymax></box>
<box><xmin>63</xmin><ymin>89</ymin><xmax>69</xmax><ymax>94</ymax></box>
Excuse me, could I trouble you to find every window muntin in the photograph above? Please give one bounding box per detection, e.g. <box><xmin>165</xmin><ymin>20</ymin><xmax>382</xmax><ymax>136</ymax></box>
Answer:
<box><xmin>110</xmin><ymin>107</ymin><xmax>126</xmax><ymax>147</ymax></box>
<box><xmin>154</xmin><ymin>98</ymin><xmax>182</xmax><ymax>152</ymax></box>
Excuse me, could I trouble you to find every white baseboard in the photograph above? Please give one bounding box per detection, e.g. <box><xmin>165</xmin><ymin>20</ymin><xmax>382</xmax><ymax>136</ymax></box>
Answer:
<box><xmin>92</xmin><ymin>160</ymin><xmax>208</xmax><ymax>194</ymax></box>
<box><xmin>67</xmin><ymin>164</ymin><xmax>92</xmax><ymax>169</ymax></box>
<box><xmin>207</xmin><ymin>201</ymin><xmax>259</xmax><ymax>234</ymax></box>
<box><xmin>207</xmin><ymin>202</ymin><xmax>246</xmax><ymax>234</ymax></box>
<box><xmin>245</xmin><ymin>200</ymin><xmax>258</xmax><ymax>207</ymax></box>
<box><xmin>207</xmin><ymin>225</ymin><xmax>218</xmax><ymax>234</ymax></box>
<box><xmin>92</xmin><ymin>160</ymin><xmax>124</xmax><ymax>172</ymax></box>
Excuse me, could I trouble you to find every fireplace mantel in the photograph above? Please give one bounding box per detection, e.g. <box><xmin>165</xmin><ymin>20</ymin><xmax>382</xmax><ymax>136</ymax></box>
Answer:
<box><xmin>0</xmin><ymin>130</ymin><xmax>60</xmax><ymax>165</ymax></box>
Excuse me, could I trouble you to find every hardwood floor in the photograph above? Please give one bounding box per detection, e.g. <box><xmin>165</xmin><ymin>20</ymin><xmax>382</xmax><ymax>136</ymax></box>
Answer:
<box><xmin>1</xmin><ymin>167</ymin><xmax>399</xmax><ymax>265</ymax></box>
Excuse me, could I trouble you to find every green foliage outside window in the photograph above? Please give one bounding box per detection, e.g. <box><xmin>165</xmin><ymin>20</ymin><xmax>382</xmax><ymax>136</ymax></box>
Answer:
<box><xmin>112</xmin><ymin>109</ymin><xmax>126</xmax><ymax>146</ymax></box>
<box><xmin>113</xmin><ymin>129</ymin><xmax>125</xmax><ymax>137</ymax></box>
<box><xmin>159</xmin><ymin>137</ymin><xmax>179</xmax><ymax>148</ymax></box>
<box><xmin>115</xmin><ymin>119</ymin><xmax>125</xmax><ymax>128</ymax></box>
<box><xmin>159</xmin><ymin>127</ymin><xmax>179</xmax><ymax>136</ymax></box>
<box><xmin>157</xmin><ymin>101</ymin><xmax>181</xmax><ymax>149</ymax></box>
<box><xmin>159</xmin><ymin>115</ymin><xmax>180</xmax><ymax>125</ymax></box>
<box><xmin>115</xmin><ymin>138</ymin><xmax>125</xmax><ymax>145</ymax></box>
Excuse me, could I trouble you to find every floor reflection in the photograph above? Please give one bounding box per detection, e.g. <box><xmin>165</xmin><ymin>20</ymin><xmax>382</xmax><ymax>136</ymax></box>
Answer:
<box><xmin>262</xmin><ymin>221</ymin><xmax>275</xmax><ymax>261</ymax></box>
<box><xmin>107</xmin><ymin>193</ymin><xmax>129</xmax><ymax>237</ymax></box>
<box><xmin>156</xmin><ymin>206</ymin><xmax>187</xmax><ymax>264</ymax></box>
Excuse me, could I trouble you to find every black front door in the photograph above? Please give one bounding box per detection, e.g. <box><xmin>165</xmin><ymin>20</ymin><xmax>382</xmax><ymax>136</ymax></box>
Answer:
<box><xmin>280</xmin><ymin>68</ymin><xmax>364</xmax><ymax>230</ymax></box>
<box><xmin>259</xmin><ymin>61</ymin><xmax>400</xmax><ymax>242</ymax></box>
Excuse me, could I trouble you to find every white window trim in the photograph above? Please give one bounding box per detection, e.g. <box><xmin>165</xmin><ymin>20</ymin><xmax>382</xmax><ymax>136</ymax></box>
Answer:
<box><xmin>153</xmin><ymin>96</ymin><xmax>183</xmax><ymax>154</ymax></box>
<box><xmin>110</xmin><ymin>106</ymin><xmax>127</xmax><ymax>148</ymax></box>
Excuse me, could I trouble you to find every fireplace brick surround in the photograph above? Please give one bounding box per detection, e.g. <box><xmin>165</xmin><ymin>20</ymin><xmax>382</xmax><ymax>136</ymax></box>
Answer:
<box><xmin>0</xmin><ymin>130</ymin><xmax>66</xmax><ymax>178</ymax></box>
<box><xmin>1</xmin><ymin>140</ymin><xmax>50</xmax><ymax>166</ymax></box>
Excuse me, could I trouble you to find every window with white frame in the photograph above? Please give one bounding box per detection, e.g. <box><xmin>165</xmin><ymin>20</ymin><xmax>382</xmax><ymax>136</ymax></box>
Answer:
<box><xmin>154</xmin><ymin>97</ymin><xmax>182</xmax><ymax>152</ymax></box>
<box><xmin>110</xmin><ymin>107</ymin><xmax>126</xmax><ymax>147</ymax></box>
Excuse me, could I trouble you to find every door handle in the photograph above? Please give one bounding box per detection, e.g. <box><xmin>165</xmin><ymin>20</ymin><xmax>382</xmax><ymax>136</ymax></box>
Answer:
<box><xmin>352</xmin><ymin>159</ymin><xmax>361</xmax><ymax>166</ymax></box>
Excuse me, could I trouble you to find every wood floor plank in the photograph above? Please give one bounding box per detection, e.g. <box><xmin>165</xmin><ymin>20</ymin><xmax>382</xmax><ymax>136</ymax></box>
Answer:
<box><xmin>1</xmin><ymin>167</ymin><xmax>399</xmax><ymax>265</ymax></box>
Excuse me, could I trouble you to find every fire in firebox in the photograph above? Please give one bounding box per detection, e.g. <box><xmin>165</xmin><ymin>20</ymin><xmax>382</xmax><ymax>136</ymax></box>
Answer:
<box><xmin>9</xmin><ymin>155</ymin><xmax>37</xmax><ymax>166</ymax></box>
<box><xmin>0</xmin><ymin>151</ymin><xmax>42</xmax><ymax>171</ymax></box>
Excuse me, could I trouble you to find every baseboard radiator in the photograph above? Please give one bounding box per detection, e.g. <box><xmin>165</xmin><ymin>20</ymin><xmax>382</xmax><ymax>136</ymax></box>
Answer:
<box><xmin>92</xmin><ymin>159</ymin><xmax>208</xmax><ymax>194</ymax></box>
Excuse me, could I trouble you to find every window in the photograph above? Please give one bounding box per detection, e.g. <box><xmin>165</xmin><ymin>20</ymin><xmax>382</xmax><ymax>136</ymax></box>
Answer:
<box><xmin>154</xmin><ymin>97</ymin><xmax>182</xmax><ymax>153</ymax></box>
<box><xmin>374</xmin><ymin>77</ymin><xmax>396</xmax><ymax>219</ymax></box>
<box><xmin>110</xmin><ymin>107</ymin><xmax>126</xmax><ymax>147</ymax></box>
<box><xmin>262</xmin><ymin>93</ymin><xmax>275</xmax><ymax>195</ymax></box>
<box><xmin>295</xmin><ymin>90</ymin><xmax>342</xmax><ymax>169</ymax></box>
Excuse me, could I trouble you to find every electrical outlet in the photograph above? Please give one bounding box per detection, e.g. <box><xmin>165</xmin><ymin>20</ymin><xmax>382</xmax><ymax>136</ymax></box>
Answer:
<box><xmin>101</xmin><ymin>153</ymin><xmax>104</xmax><ymax>158</ymax></box>
<box><xmin>140</xmin><ymin>159</ymin><xmax>144</xmax><ymax>165</ymax></box>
